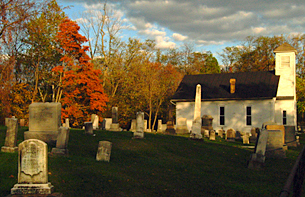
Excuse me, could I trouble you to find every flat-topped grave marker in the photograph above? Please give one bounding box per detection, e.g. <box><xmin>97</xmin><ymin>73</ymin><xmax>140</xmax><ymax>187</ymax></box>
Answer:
<box><xmin>96</xmin><ymin>141</ymin><xmax>112</xmax><ymax>162</ymax></box>
<box><xmin>1</xmin><ymin>117</ymin><xmax>18</xmax><ymax>153</ymax></box>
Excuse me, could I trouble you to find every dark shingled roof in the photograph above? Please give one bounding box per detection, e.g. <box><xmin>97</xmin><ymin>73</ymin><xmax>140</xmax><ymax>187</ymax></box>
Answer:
<box><xmin>171</xmin><ymin>70</ymin><xmax>280</xmax><ymax>101</ymax></box>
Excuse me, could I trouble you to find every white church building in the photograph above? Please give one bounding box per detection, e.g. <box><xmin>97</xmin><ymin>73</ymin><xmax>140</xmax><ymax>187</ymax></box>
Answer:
<box><xmin>171</xmin><ymin>43</ymin><xmax>297</xmax><ymax>133</ymax></box>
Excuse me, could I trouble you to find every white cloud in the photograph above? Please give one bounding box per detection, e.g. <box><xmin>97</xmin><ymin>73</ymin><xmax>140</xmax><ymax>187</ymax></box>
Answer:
<box><xmin>155</xmin><ymin>36</ymin><xmax>176</xmax><ymax>49</ymax></box>
<box><xmin>172</xmin><ymin>33</ymin><xmax>188</xmax><ymax>41</ymax></box>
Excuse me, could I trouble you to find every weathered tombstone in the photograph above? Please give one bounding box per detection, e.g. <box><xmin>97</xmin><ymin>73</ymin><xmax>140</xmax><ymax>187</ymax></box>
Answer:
<box><xmin>91</xmin><ymin>114</ymin><xmax>99</xmax><ymax>130</ymax></box>
<box><xmin>104</xmin><ymin>118</ymin><xmax>112</xmax><ymax>130</ymax></box>
<box><xmin>109</xmin><ymin>107</ymin><xmax>122</xmax><ymax>131</ymax></box>
<box><xmin>161</xmin><ymin>124</ymin><xmax>167</xmax><ymax>133</ymax></box>
<box><xmin>20</xmin><ymin>119</ymin><xmax>25</xmax><ymax>127</ymax></box>
<box><xmin>65</xmin><ymin>118</ymin><xmax>70</xmax><ymax>128</ymax></box>
<box><xmin>248</xmin><ymin>129</ymin><xmax>268</xmax><ymax>169</ymax></box>
<box><xmin>144</xmin><ymin>119</ymin><xmax>148</xmax><ymax>132</ymax></box>
<box><xmin>24</xmin><ymin>102</ymin><xmax>61</xmax><ymax>144</ymax></box>
<box><xmin>51</xmin><ymin>127</ymin><xmax>69</xmax><ymax>155</ymax></box>
<box><xmin>133</xmin><ymin>112</ymin><xmax>144</xmax><ymax>139</ymax></box>
<box><xmin>129</xmin><ymin>119</ymin><xmax>136</xmax><ymax>132</ymax></box>
<box><xmin>1</xmin><ymin>117</ymin><xmax>18</xmax><ymax>153</ymax></box>
<box><xmin>190</xmin><ymin>84</ymin><xmax>202</xmax><ymax>140</ymax></box>
<box><xmin>266</xmin><ymin>125</ymin><xmax>285</xmax><ymax>144</ymax></box>
<box><xmin>157</xmin><ymin>119</ymin><xmax>163</xmax><ymax>133</ymax></box>
<box><xmin>176</xmin><ymin>118</ymin><xmax>189</xmax><ymax>134</ymax></box>
<box><xmin>266</xmin><ymin>130</ymin><xmax>286</xmax><ymax>158</ymax></box>
<box><xmin>209</xmin><ymin>130</ymin><xmax>216</xmax><ymax>141</ymax></box>
<box><xmin>165</xmin><ymin>105</ymin><xmax>176</xmax><ymax>135</ymax></box>
<box><xmin>250</xmin><ymin>127</ymin><xmax>259</xmax><ymax>143</ymax></box>
<box><xmin>242</xmin><ymin>132</ymin><xmax>250</xmax><ymax>144</ymax></box>
<box><xmin>226</xmin><ymin>128</ymin><xmax>236</xmax><ymax>142</ymax></box>
<box><xmin>11</xmin><ymin>139</ymin><xmax>54</xmax><ymax>195</ymax></box>
<box><xmin>96</xmin><ymin>141</ymin><xmax>112</xmax><ymax>162</ymax></box>
<box><xmin>84</xmin><ymin>122</ymin><xmax>93</xmax><ymax>135</ymax></box>
<box><xmin>284</xmin><ymin>126</ymin><xmax>297</xmax><ymax>147</ymax></box>
<box><xmin>201</xmin><ymin>115</ymin><xmax>213</xmax><ymax>132</ymax></box>
<box><xmin>217</xmin><ymin>129</ymin><xmax>224</xmax><ymax>138</ymax></box>
<box><xmin>204</xmin><ymin>130</ymin><xmax>209</xmax><ymax>138</ymax></box>
<box><xmin>235</xmin><ymin>131</ymin><xmax>242</xmax><ymax>140</ymax></box>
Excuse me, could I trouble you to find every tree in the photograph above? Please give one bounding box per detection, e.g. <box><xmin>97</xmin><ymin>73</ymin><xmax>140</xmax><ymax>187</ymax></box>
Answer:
<box><xmin>53</xmin><ymin>17</ymin><xmax>108</xmax><ymax>126</ymax></box>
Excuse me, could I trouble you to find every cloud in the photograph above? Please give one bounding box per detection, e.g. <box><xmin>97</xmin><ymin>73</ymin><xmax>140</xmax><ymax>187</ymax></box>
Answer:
<box><xmin>155</xmin><ymin>36</ymin><xmax>176</xmax><ymax>49</ymax></box>
<box><xmin>60</xmin><ymin>0</ymin><xmax>305</xmax><ymax>46</ymax></box>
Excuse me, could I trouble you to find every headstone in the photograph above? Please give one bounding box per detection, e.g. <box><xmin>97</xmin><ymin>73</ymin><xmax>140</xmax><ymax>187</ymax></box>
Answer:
<box><xmin>165</xmin><ymin>105</ymin><xmax>176</xmax><ymax>135</ymax></box>
<box><xmin>11</xmin><ymin>139</ymin><xmax>54</xmax><ymax>195</ymax></box>
<box><xmin>209</xmin><ymin>130</ymin><xmax>216</xmax><ymax>141</ymax></box>
<box><xmin>96</xmin><ymin>141</ymin><xmax>112</xmax><ymax>162</ymax></box>
<box><xmin>130</xmin><ymin>119</ymin><xmax>136</xmax><ymax>132</ymax></box>
<box><xmin>176</xmin><ymin>118</ymin><xmax>189</xmax><ymax>134</ymax></box>
<box><xmin>161</xmin><ymin>124</ymin><xmax>167</xmax><ymax>133</ymax></box>
<box><xmin>104</xmin><ymin>118</ymin><xmax>112</xmax><ymax>130</ymax></box>
<box><xmin>201</xmin><ymin>115</ymin><xmax>213</xmax><ymax>131</ymax></box>
<box><xmin>204</xmin><ymin>130</ymin><xmax>209</xmax><ymax>138</ymax></box>
<box><xmin>248</xmin><ymin>129</ymin><xmax>268</xmax><ymax>169</ymax></box>
<box><xmin>133</xmin><ymin>112</ymin><xmax>144</xmax><ymax>139</ymax></box>
<box><xmin>1</xmin><ymin>117</ymin><xmax>18</xmax><ymax>153</ymax></box>
<box><xmin>226</xmin><ymin>128</ymin><xmax>236</xmax><ymax>142</ymax></box>
<box><xmin>235</xmin><ymin>131</ymin><xmax>242</xmax><ymax>140</ymax></box>
<box><xmin>266</xmin><ymin>130</ymin><xmax>286</xmax><ymax>158</ymax></box>
<box><xmin>24</xmin><ymin>102</ymin><xmax>61</xmax><ymax>144</ymax></box>
<box><xmin>157</xmin><ymin>119</ymin><xmax>163</xmax><ymax>133</ymax></box>
<box><xmin>242</xmin><ymin>133</ymin><xmax>250</xmax><ymax>144</ymax></box>
<box><xmin>250</xmin><ymin>127</ymin><xmax>259</xmax><ymax>143</ymax></box>
<box><xmin>284</xmin><ymin>126</ymin><xmax>297</xmax><ymax>147</ymax></box>
<box><xmin>91</xmin><ymin>114</ymin><xmax>99</xmax><ymax>130</ymax></box>
<box><xmin>266</xmin><ymin>125</ymin><xmax>285</xmax><ymax>144</ymax></box>
<box><xmin>84</xmin><ymin>122</ymin><xmax>93</xmax><ymax>135</ymax></box>
<box><xmin>217</xmin><ymin>129</ymin><xmax>224</xmax><ymax>138</ymax></box>
<box><xmin>190</xmin><ymin>84</ymin><xmax>202</xmax><ymax>140</ymax></box>
<box><xmin>262</xmin><ymin>121</ymin><xmax>277</xmax><ymax>129</ymax></box>
<box><xmin>51</xmin><ymin>127</ymin><xmax>69</xmax><ymax>155</ymax></box>
<box><xmin>144</xmin><ymin>119</ymin><xmax>148</xmax><ymax>132</ymax></box>
<box><xmin>65</xmin><ymin>118</ymin><xmax>70</xmax><ymax>128</ymax></box>
<box><xmin>20</xmin><ymin>119</ymin><xmax>25</xmax><ymax>127</ymax></box>
<box><xmin>109</xmin><ymin>107</ymin><xmax>122</xmax><ymax>131</ymax></box>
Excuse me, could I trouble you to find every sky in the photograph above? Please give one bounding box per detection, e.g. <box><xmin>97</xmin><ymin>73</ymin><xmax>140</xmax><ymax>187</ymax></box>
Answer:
<box><xmin>57</xmin><ymin>0</ymin><xmax>305</xmax><ymax>62</ymax></box>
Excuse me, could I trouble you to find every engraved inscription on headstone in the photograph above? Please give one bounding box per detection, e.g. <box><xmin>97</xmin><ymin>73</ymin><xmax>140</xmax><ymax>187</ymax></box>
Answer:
<box><xmin>21</xmin><ymin>142</ymin><xmax>43</xmax><ymax>176</ymax></box>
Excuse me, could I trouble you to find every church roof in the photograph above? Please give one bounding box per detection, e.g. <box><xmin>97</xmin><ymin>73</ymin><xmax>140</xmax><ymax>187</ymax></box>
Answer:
<box><xmin>171</xmin><ymin>70</ymin><xmax>280</xmax><ymax>101</ymax></box>
<box><xmin>274</xmin><ymin>43</ymin><xmax>297</xmax><ymax>53</ymax></box>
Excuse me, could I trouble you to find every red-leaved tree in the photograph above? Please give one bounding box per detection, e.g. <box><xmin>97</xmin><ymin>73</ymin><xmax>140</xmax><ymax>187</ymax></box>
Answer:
<box><xmin>53</xmin><ymin>17</ymin><xmax>108</xmax><ymax>126</ymax></box>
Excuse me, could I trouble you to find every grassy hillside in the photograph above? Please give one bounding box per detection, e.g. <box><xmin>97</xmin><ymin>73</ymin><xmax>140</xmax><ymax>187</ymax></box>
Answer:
<box><xmin>0</xmin><ymin>126</ymin><xmax>303</xmax><ymax>197</ymax></box>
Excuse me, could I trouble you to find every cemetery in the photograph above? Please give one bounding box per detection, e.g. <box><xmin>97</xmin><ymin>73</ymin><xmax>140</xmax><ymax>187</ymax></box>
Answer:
<box><xmin>1</xmin><ymin>119</ymin><xmax>305</xmax><ymax>196</ymax></box>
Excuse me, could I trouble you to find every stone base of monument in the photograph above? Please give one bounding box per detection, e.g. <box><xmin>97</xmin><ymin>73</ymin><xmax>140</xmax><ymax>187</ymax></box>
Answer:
<box><xmin>190</xmin><ymin>133</ymin><xmax>203</xmax><ymax>140</ymax></box>
<box><xmin>51</xmin><ymin>148</ymin><xmax>69</xmax><ymax>156</ymax></box>
<box><xmin>11</xmin><ymin>182</ymin><xmax>54</xmax><ymax>195</ymax></box>
<box><xmin>133</xmin><ymin>131</ymin><xmax>144</xmax><ymax>139</ymax></box>
<box><xmin>247</xmin><ymin>153</ymin><xmax>265</xmax><ymax>170</ymax></box>
<box><xmin>176</xmin><ymin>126</ymin><xmax>189</xmax><ymax>134</ymax></box>
<box><xmin>1</xmin><ymin>146</ymin><xmax>18</xmax><ymax>153</ymax></box>
<box><xmin>109</xmin><ymin>123</ymin><xmax>122</xmax><ymax>132</ymax></box>
<box><xmin>24</xmin><ymin>131</ymin><xmax>58</xmax><ymax>145</ymax></box>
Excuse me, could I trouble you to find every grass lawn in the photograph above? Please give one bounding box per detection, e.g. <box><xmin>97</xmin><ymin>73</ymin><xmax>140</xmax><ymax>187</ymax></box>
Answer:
<box><xmin>0</xmin><ymin>126</ymin><xmax>304</xmax><ymax>197</ymax></box>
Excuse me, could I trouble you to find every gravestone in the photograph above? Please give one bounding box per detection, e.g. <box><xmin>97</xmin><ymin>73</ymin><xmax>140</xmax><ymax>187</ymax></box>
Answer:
<box><xmin>130</xmin><ymin>119</ymin><xmax>136</xmax><ymax>132</ymax></box>
<box><xmin>242</xmin><ymin>133</ymin><xmax>250</xmax><ymax>144</ymax></box>
<box><xmin>84</xmin><ymin>122</ymin><xmax>93</xmax><ymax>135</ymax></box>
<box><xmin>104</xmin><ymin>118</ymin><xmax>112</xmax><ymax>130</ymax></box>
<box><xmin>226</xmin><ymin>128</ymin><xmax>236</xmax><ymax>142</ymax></box>
<box><xmin>96</xmin><ymin>141</ymin><xmax>112</xmax><ymax>162</ymax></box>
<box><xmin>133</xmin><ymin>112</ymin><xmax>144</xmax><ymax>139</ymax></box>
<box><xmin>204</xmin><ymin>130</ymin><xmax>209</xmax><ymax>138</ymax></box>
<box><xmin>157</xmin><ymin>119</ymin><xmax>163</xmax><ymax>133</ymax></box>
<box><xmin>190</xmin><ymin>84</ymin><xmax>202</xmax><ymax>140</ymax></box>
<box><xmin>176</xmin><ymin>118</ymin><xmax>189</xmax><ymax>134</ymax></box>
<box><xmin>250</xmin><ymin>127</ymin><xmax>259</xmax><ymax>143</ymax></box>
<box><xmin>248</xmin><ymin>129</ymin><xmax>268</xmax><ymax>169</ymax></box>
<box><xmin>65</xmin><ymin>118</ymin><xmax>70</xmax><ymax>128</ymax></box>
<box><xmin>209</xmin><ymin>130</ymin><xmax>216</xmax><ymax>141</ymax></box>
<box><xmin>217</xmin><ymin>129</ymin><xmax>224</xmax><ymax>138</ymax></box>
<box><xmin>20</xmin><ymin>119</ymin><xmax>25</xmax><ymax>127</ymax></box>
<box><xmin>91</xmin><ymin>114</ymin><xmax>99</xmax><ymax>130</ymax></box>
<box><xmin>266</xmin><ymin>125</ymin><xmax>285</xmax><ymax>144</ymax></box>
<box><xmin>1</xmin><ymin>117</ymin><xmax>18</xmax><ymax>153</ymax></box>
<box><xmin>201</xmin><ymin>115</ymin><xmax>213</xmax><ymax>131</ymax></box>
<box><xmin>235</xmin><ymin>131</ymin><xmax>242</xmax><ymax>140</ymax></box>
<box><xmin>51</xmin><ymin>127</ymin><xmax>69</xmax><ymax>155</ymax></box>
<box><xmin>109</xmin><ymin>107</ymin><xmax>122</xmax><ymax>131</ymax></box>
<box><xmin>165</xmin><ymin>105</ymin><xmax>176</xmax><ymax>135</ymax></box>
<box><xmin>24</xmin><ymin>102</ymin><xmax>61</xmax><ymax>144</ymax></box>
<box><xmin>11</xmin><ymin>139</ymin><xmax>54</xmax><ymax>195</ymax></box>
<box><xmin>284</xmin><ymin>126</ymin><xmax>297</xmax><ymax>147</ymax></box>
<box><xmin>266</xmin><ymin>130</ymin><xmax>286</xmax><ymax>158</ymax></box>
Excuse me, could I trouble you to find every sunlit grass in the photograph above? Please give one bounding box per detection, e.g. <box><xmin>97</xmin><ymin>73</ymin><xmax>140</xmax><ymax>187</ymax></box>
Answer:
<box><xmin>0</xmin><ymin>126</ymin><xmax>304</xmax><ymax>196</ymax></box>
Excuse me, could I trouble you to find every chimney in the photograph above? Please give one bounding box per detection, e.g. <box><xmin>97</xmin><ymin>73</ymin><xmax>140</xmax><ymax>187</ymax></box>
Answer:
<box><xmin>230</xmin><ymin>78</ymin><xmax>236</xmax><ymax>94</ymax></box>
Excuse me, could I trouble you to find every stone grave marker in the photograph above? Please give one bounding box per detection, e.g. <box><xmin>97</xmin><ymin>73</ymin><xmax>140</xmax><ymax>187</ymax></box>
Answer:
<box><xmin>133</xmin><ymin>112</ymin><xmax>144</xmax><ymax>139</ymax></box>
<box><xmin>248</xmin><ymin>128</ymin><xmax>268</xmax><ymax>169</ymax></box>
<box><xmin>1</xmin><ymin>117</ymin><xmax>18</xmax><ymax>153</ymax></box>
<box><xmin>176</xmin><ymin>118</ymin><xmax>189</xmax><ymax>134</ymax></box>
<box><xmin>157</xmin><ymin>119</ymin><xmax>163</xmax><ymax>133</ymax></box>
<box><xmin>242</xmin><ymin>132</ymin><xmax>250</xmax><ymax>144</ymax></box>
<box><xmin>144</xmin><ymin>119</ymin><xmax>148</xmax><ymax>132</ymax></box>
<box><xmin>217</xmin><ymin>129</ymin><xmax>224</xmax><ymax>138</ymax></box>
<box><xmin>11</xmin><ymin>139</ymin><xmax>54</xmax><ymax>195</ymax></box>
<box><xmin>284</xmin><ymin>126</ymin><xmax>297</xmax><ymax>147</ymax></box>
<box><xmin>91</xmin><ymin>114</ymin><xmax>99</xmax><ymax>130</ymax></box>
<box><xmin>109</xmin><ymin>107</ymin><xmax>122</xmax><ymax>131</ymax></box>
<box><xmin>51</xmin><ymin>127</ymin><xmax>69</xmax><ymax>155</ymax></box>
<box><xmin>165</xmin><ymin>105</ymin><xmax>176</xmax><ymax>135</ymax></box>
<box><xmin>130</xmin><ymin>119</ymin><xmax>136</xmax><ymax>132</ymax></box>
<box><xmin>250</xmin><ymin>127</ymin><xmax>259</xmax><ymax>143</ymax></box>
<box><xmin>190</xmin><ymin>84</ymin><xmax>202</xmax><ymax>140</ymax></box>
<box><xmin>96</xmin><ymin>141</ymin><xmax>112</xmax><ymax>162</ymax></box>
<box><xmin>84</xmin><ymin>122</ymin><xmax>94</xmax><ymax>135</ymax></box>
<box><xmin>209</xmin><ymin>130</ymin><xmax>216</xmax><ymax>141</ymax></box>
<box><xmin>65</xmin><ymin>118</ymin><xmax>70</xmax><ymax>128</ymax></box>
<box><xmin>204</xmin><ymin>130</ymin><xmax>209</xmax><ymax>138</ymax></box>
<box><xmin>266</xmin><ymin>129</ymin><xmax>286</xmax><ymax>158</ymax></box>
<box><xmin>201</xmin><ymin>115</ymin><xmax>213</xmax><ymax>131</ymax></box>
<box><xmin>24</xmin><ymin>102</ymin><xmax>61</xmax><ymax>144</ymax></box>
<box><xmin>226</xmin><ymin>128</ymin><xmax>236</xmax><ymax>142</ymax></box>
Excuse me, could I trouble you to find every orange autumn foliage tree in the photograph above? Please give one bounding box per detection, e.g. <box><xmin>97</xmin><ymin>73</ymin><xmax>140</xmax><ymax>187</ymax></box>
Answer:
<box><xmin>53</xmin><ymin>17</ymin><xmax>108</xmax><ymax>127</ymax></box>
